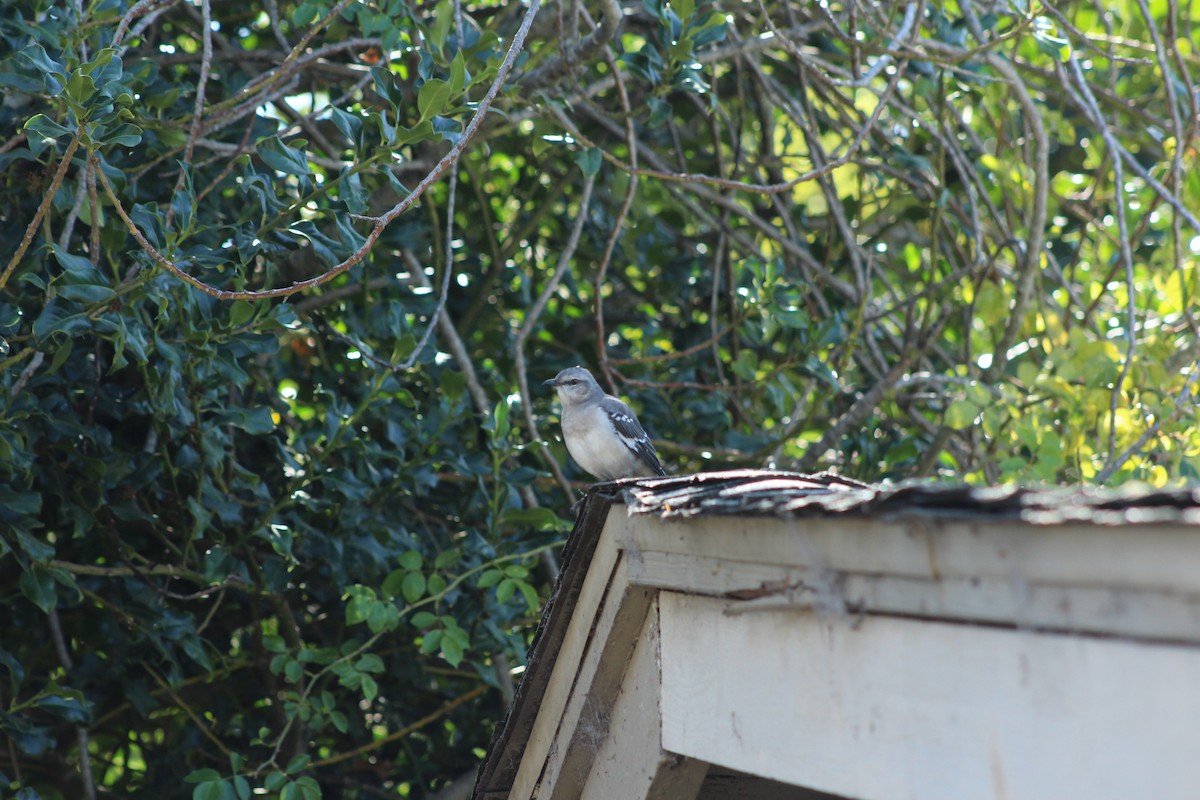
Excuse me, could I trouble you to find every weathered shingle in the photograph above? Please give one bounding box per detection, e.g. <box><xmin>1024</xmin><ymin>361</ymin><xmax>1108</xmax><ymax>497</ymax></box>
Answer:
<box><xmin>621</xmin><ymin>470</ymin><xmax>1200</xmax><ymax>526</ymax></box>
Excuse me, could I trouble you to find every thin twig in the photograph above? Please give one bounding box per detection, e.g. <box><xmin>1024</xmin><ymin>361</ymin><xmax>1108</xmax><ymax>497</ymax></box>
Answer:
<box><xmin>47</xmin><ymin>609</ymin><xmax>97</xmax><ymax>800</ymax></box>
<box><xmin>310</xmin><ymin>685</ymin><xmax>488</xmax><ymax>768</ymax></box>
<box><xmin>1061</xmin><ymin>53</ymin><xmax>1140</xmax><ymax>472</ymax></box>
<box><xmin>514</xmin><ymin>173</ymin><xmax>597</xmax><ymax>501</ymax></box>
<box><xmin>144</xmin><ymin>664</ymin><xmax>233</xmax><ymax>757</ymax></box>
<box><xmin>593</xmin><ymin>45</ymin><xmax>638</xmax><ymax>393</ymax></box>
<box><xmin>164</xmin><ymin>0</ymin><xmax>213</xmax><ymax>231</ymax></box>
<box><xmin>400</xmin><ymin>156</ymin><xmax>459</xmax><ymax>371</ymax></box>
<box><xmin>401</xmin><ymin>250</ymin><xmax>490</xmax><ymax>416</ymax></box>
<box><xmin>10</xmin><ymin>351</ymin><xmax>45</xmax><ymax>399</ymax></box>
<box><xmin>1</xmin><ymin>134</ymin><xmax>81</xmax><ymax>292</ymax></box>
<box><xmin>982</xmin><ymin>53</ymin><xmax>1049</xmax><ymax>379</ymax></box>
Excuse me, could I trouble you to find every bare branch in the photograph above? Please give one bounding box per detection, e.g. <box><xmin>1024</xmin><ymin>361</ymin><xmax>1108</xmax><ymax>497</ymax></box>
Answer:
<box><xmin>514</xmin><ymin>173</ymin><xmax>597</xmax><ymax>501</ymax></box>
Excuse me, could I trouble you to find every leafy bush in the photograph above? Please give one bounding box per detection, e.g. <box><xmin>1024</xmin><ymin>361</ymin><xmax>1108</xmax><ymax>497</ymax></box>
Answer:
<box><xmin>1</xmin><ymin>0</ymin><xmax>1197</xmax><ymax>795</ymax></box>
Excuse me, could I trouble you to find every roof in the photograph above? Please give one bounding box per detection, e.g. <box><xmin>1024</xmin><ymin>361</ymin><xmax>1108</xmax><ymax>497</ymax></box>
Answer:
<box><xmin>473</xmin><ymin>470</ymin><xmax>1200</xmax><ymax>799</ymax></box>
<box><xmin>622</xmin><ymin>470</ymin><xmax>1200</xmax><ymax>525</ymax></box>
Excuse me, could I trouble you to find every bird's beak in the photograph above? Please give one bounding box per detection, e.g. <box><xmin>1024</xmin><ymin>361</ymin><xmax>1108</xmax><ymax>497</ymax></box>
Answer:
<box><xmin>542</xmin><ymin>378</ymin><xmax>557</xmax><ymax>389</ymax></box>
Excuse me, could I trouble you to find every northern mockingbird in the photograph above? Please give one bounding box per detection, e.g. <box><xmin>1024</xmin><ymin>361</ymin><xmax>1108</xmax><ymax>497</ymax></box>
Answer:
<box><xmin>543</xmin><ymin>366</ymin><xmax>666</xmax><ymax>481</ymax></box>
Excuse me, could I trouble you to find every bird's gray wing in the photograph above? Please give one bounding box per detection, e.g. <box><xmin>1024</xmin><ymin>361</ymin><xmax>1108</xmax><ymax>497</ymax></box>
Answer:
<box><xmin>603</xmin><ymin>398</ymin><xmax>667</xmax><ymax>476</ymax></box>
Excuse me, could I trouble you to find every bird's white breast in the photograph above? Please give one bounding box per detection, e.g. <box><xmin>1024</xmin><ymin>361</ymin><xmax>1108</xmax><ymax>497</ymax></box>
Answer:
<box><xmin>562</xmin><ymin>406</ymin><xmax>641</xmax><ymax>480</ymax></box>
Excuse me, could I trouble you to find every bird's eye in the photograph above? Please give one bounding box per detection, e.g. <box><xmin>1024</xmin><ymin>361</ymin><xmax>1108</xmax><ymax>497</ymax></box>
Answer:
<box><xmin>568</xmin><ymin>379</ymin><xmax>578</xmax><ymax>385</ymax></box>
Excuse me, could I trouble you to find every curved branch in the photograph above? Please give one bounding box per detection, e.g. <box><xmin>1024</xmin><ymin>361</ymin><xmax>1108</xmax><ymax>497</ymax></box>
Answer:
<box><xmin>981</xmin><ymin>53</ymin><xmax>1049</xmax><ymax>379</ymax></box>
<box><xmin>520</xmin><ymin>0</ymin><xmax>622</xmax><ymax>89</ymax></box>
<box><xmin>1</xmin><ymin>133</ymin><xmax>81</xmax><ymax>293</ymax></box>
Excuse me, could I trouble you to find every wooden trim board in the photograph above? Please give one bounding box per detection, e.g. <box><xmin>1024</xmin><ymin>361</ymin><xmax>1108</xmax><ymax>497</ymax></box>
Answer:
<box><xmin>659</xmin><ymin>591</ymin><xmax>1200</xmax><ymax>800</ymax></box>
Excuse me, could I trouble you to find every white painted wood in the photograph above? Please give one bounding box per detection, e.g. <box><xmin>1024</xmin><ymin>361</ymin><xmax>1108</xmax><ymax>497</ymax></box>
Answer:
<box><xmin>659</xmin><ymin>591</ymin><xmax>1200</xmax><ymax>800</ymax></box>
<box><xmin>543</xmin><ymin>559</ymin><xmax>655</xmax><ymax>800</ymax></box>
<box><xmin>611</xmin><ymin>513</ymin><xmax>1200</xmax><ymax>596</ymax></box>
<box><xmin>580</xmin><ymin>598</ymin><xmax>709</xmax><ymax>800</ymax></box>
<box><xmin>626</xmin><ymin>549</ymin><xmax>1200</xmax><ymax>642</ymax></box>
<box><xmin>509</xmin><ymin>532</ymin><xmax>622</xmax><ymax>799</ymax></box>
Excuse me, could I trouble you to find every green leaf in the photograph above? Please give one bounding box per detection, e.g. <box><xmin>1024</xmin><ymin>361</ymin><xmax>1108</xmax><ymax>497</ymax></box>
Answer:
<box><xmin>434</xmin><ymin>548</ymin><xmax>460</xmax><ymax>570</ymax></box>
<box><xmin>20</xmin><ymin>44</ymin><xmax>65</xmax><ymax>77</ymax></box>
<box><xmin>366</xmin><ymin>601</ymin><xmax>397</xmax><ymax>634</ymax></box>
<box><xmin>296</xmin><ymin>776</ymin><xmax>322</xmax><ymax>800</ymax></box>
<box><xmin>382</xmin><ymin>569</ymin><xmax>407</xmax><ymax>599</ymax></box>
<box><xmin>262</xmin><ymin>634</ymin><xmax>287</xmax><ymax>654</ymax></box>
<box><xmin>440</xmin><ymin>369</ymin><xmax>466</xmax><ymax>404</ymax></box>
<box><xmin>411</xmin><ymin>610</ymin><xmax>437</xmax><ymax>628</ymax></box>
<box><xmin>440</xmin><ymin>635</ymin><xmax>464</xmax><ymax>667</ymax></box>
<box><xmin>248</xmin><ymin>406</ymin><xmax>278</xmax><ymax>436</ymax></box>
<box><xmin>297</xmin><ymin>646</ymin><xmax>336</xmax><ymax>665</ymax></box>
<box><xmin>944</xmin><ymin>399</ymin><xmax>981</xmax><ymax>429</ymax></box>
<box><xmin>49</xmin><ymin>244</ymin><xmax>97</xmax><ymax>276</ymax></box>
<box><xmin>7</xmin><ymin>496</ymin><xmax>46</xmax><ymax>523</ymax></box>
<box><xmin>477</xmin><ymin>568</ymin><xmax>502</xmax><ymax>589</ymax></box>
<box><xmin>285</xmin><ymin>754</ymin><xmax>312</xmax><ymax>774</ymax></box>
<box><xmin>229</xmin><ymin>301</ymin><xmax>257</xmax><ymax>328</ymax></box>
<box><xmin>490</xmin><ymin>398</ymin><xmax>510</xmax><ymax>439</ymax></box>
<box><xmin>63</xmin><ymin>70</ymin><xmax>96</xmax><ymax>108</ymax></box>
<box><xmin>82</xmin><ymin>47</ymin><xmax>116</xmax><ymax>75</ymax></box>
<box><xmin>518</xmin><ymin>580</ymin><xmax>540</xmax><ymax>612</ymax></box>
<box><xmin>292</xmin><ymin>2</ymin><xmax>317</xmax><ymax>26</ymax></box>
<box><xmin>691</xmin><ymin>10</ymin><xmax>727</xmax><ymax>46</ymax></box>
<box><xmin>732</xmin><ymin>349</ymin><xmax>758</xmax><ymax>381</ymax></box>
<box><xmin>340</xmin><ymin>168</ymin><xmax>368</xmax><ymax>214</ymax></box>
<box><xmin>360</xmin><ymin>674</ymin><xmax>378</xmax><ymax>703</ymax></box>
<box><xmin>256</xmin><ymin>135</ymin><xmax>312</xmax><ymax>175</ymax></box>
<box><xmin>33</xmin><ymin>300</ymin><xmax>92</xmax><ymax>343</ymax></box>
<box><xmin>430</xmin><ymin>0</ymin><xmax>453</xmax><ymax>51</ymax></box>
<box><xmin>496</xmin><ymin>577</ymin><xmax>516</xmax><ymax>604</ymax></box>
<box><xmin>103</xmin><ymin>122</ymin><xmax>143</xmax><ymax>147</ymax></box>
<box><xmin>449</xmin><ymin>51</ymin><xmax>467</xmax><ymax>95</ymax></box>
<box><xmin>19</xmin><ymin>45</ymin><xmax>66</xmax><ymax>92</ymax></box>
<box><xmin>193</xmin><ymin>781</ymin><xmax>224</xmax><ymax>800</ymax></box>
<box><xmin>401</xmin><ymin>571</ymin><xmax>426</xmax><ymax>603</ymax></box>
<box><xmin>441</xmin><ymin>624</ymin><xmax>468</xmax><ymax>650</ymax></box>
<box><xmin>394</xmin><ymin>119</ymin><xmax>434</xmax><ymax>146</ymax></box>
<box><xmin>185</xmin><ymin>768</ymin><xmax>222</xmax><ymax>784</ymax></box>
<box><xmin>397</xmin><ymin>550</ymin><xmax>422</xmax><ymax>571</ymax></box>
<box><xmin>23</xmin><ymin>114</ymin><xmax>72</xmax><ymax>154</ymax></box>
<box><xmin>34</xmin><ymin>689</ymin><xmax>90</xmax><ymax>723</ymax></box>
<box><xmin>344</xmin><ymin>585</ymin><xmax>376</xmax><ymax>625</ymax></box>
<box><xmin>329</xmin><ymin>107</ymin><xmax>363</xmax><ymax>144</ymax></box>
<box><xmin>966</xmin><ymin>382</ymin><xmax>993</xmax><ymax>407</ymax></box>
<box><xmin>418</xmin><ymin>79</ymin><xmax>451</xmax><ymax>122</ymax></box>
<box><xmin>355</xmin><ymin>654</ymin><xmax>384</xmax><ymax>673</ymax></box>
<box><xmin>575</xmin><ymin>147</ymin><xmax>602</xmax><ymax>177</ymax></box>
<box><xmin>19</xmin><ymin>567</ymin><xmax>56</xmax><ymax>612</ymax></box>
<box><xmin>57</xmin><ymin>284</ymin><xmax>116</xmax><ymax>304</ymax></box>
<box><xmin>420</xmin><ymin>629</ymin><xmax>443</xmax><ymax>655</ymax></box>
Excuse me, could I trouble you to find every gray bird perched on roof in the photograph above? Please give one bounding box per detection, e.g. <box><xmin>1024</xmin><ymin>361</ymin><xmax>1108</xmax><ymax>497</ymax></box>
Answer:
<box><xmin>543</xmin><ymin>366</ymin><xmax>667</xmax><ymax>481</ymax></box>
